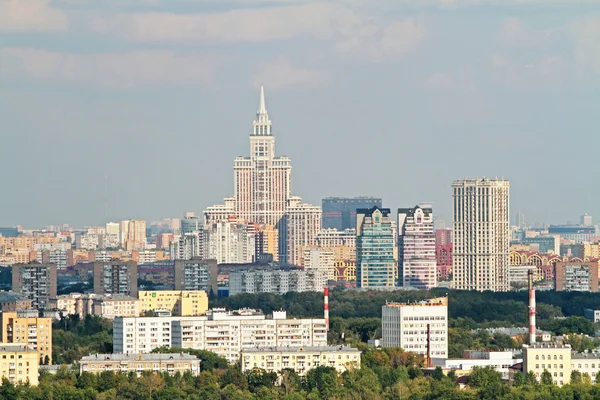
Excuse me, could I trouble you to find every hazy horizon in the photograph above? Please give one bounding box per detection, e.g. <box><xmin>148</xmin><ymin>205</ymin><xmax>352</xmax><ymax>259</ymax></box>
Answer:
<box><xmin>1</xmin><ymin>0</ymin><xmax>599</xmax><ymax>229</ymax></box>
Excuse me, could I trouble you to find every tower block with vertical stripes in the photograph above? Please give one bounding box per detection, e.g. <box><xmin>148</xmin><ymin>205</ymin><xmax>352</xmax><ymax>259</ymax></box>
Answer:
<box><xmin>324</xmin><ymin>287</ymin><xmax>329</xmax><ymax>332</ymax></box>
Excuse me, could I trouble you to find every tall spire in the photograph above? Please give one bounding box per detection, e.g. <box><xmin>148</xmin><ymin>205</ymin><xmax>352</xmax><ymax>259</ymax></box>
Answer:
<box><xmin>254</xmin><ymin>84</ymin><xmax>271</xmax><ymax>132</ymax></box>
<box><xmin>259</xmin><ymin>84</ymin><xmax>267</xmax><ymax>115</ymax></box>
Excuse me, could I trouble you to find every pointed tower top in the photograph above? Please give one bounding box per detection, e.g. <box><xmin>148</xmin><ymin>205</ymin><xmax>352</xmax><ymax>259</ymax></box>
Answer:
<box><xmin>258</xmin><ymin>84</ymin><xmax>267</xmax><ymax>115</ymax></box>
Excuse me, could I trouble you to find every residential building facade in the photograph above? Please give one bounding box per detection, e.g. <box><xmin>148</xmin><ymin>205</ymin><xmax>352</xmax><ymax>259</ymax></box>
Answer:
<box><xmin>138</xmin><ymin>290</ymin><xmax>208</xmax><ymax>316</ymax></box>
<box><xmin>11</xmin><ymin>262</ymin><xmax>57</xmax><ymax>309</ymax></box>
<box><xmin>356</xmin><ymin>206</ymin><xmax>396</xmax><ymax>288</ymax></box>
<box><xmin>93</xmin><ymin>261</ymin><xmax>138</xmax><ymax>298</ymax></box>
<box><xmin>0</xmin><ymin>344</ymin><xmax>39</xmax><ymax>385</ymax></box>
<box><xmin>398</xmin><ymin>204</ymin><xmax>437</xmax><ymax>289</ymax></box>
<box><xmin>79</xmin><ymin>353</ymin><xmax>200</xmax><ymax>376</ymax></box>
<box><xmin>555</xmin><ymin>262</ymin><xmax>599</xmax><ymax>292</ymax></box>
<box><xmin>228</xmin><ymin>269</ymin><xmax>327</xmax><ymax>295</ymax></box>
<box><xmin>174</xmin><ymin>259</ymin><xmax>218</xmax><ymax>295</ymax></box>
<box><xmin>0</xmin><ymin>312</ymin><xmax>52</xmax><ymax>363</ymax></box>
<box><xmin>452</xmin><ymin>178</ymin><xmax>510</xmax><ymax>292</ymax></box>
<box><xmin>322</xmin><ymin>197</ymin><xmax>382</xmax><ymax>230</ymax></box>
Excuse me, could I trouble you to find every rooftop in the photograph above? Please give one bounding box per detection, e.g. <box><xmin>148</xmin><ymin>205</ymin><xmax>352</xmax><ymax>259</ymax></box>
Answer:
<box><xmin>242</xmin><ymin>345</ymin><xmax>360</xmax><ymax>353</ymax></box>
<box><xmin>385</xmin><ymin>297</ymin><xmax>448</xmax><ymax>308</ymax></box>
<box><xmin>80</xmin><ymin>353</ymin><xmax>199</xmax><ymax>362</ymax></box>
<box><xmin>524</xmin><ymin>343</ymin><xmax>571</xmax><ymax>349</ymax></box>
<box><xmin>0</xmin><ymin>345</ymin><xmax>37</xmax><ymax>353</ymax></box>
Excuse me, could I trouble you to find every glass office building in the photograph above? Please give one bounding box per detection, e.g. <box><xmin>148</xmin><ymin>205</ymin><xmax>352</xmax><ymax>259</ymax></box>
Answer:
<box><xmin>322</xmin><ymin>197</ymin><xmax>382</xmax><ymax>230</ymax></box>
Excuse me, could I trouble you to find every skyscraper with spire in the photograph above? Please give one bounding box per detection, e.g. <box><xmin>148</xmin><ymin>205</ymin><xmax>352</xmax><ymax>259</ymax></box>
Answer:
<box><xmin>204</xmin><ymin>86</ymin><xmax>320</xmax><ymax>265</ymax></box>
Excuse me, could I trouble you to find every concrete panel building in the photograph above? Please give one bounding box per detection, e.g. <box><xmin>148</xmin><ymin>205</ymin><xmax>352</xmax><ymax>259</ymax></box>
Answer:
<box><xmin>555</xmin><ymin>262</ymin><xmax>599</xmax><ymax>292</ymax></box>
<box><xmin>174</xmin><ymin>258</ymin><xmax>218</xmax><ymax>295</ymax></box>
<box><xmin>0</xmin><ymin>312</ymin><xmax>52</xmax><ymax>364</ymax></box>
<box><xmin>79</xmin><ymin>352</ymin><xmax>200</xmax><ymax>376</ymax></box>
<box><xmin>0</xmin><ymin>344</ymin><xmax>39</xmax><ymax>385</ymax></box>
<box><xmin>138</xmin><ymin>290</ymin><xmax>208</xmax><ymax>317</ymax></box>
<box><xmin>11</xmin><ymin>262</ymin><xmax>57</xmax><ymax>309</ymax></box>
<box><xmin>93</xmin><ymin>261</ymin><xmax>138</xmax><ymax>298</ymax></box>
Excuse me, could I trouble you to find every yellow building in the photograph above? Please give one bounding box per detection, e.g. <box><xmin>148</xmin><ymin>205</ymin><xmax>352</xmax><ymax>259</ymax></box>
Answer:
<box><xmin>138</xmin><ymin>290</ymin><xmax>208</xmax><ymax>316</ymax></box>
<box><xmin>241</xmin><ymin>345</ymin><xmax>361</xmax><ymax>376</ymax></box>
<box><xmin>574</xmin><ymin>243</ymin><xmax>600</xmax><ymax>259</ymax></box>
<box><xmin>0</xmin><ymin>312</ymin><xmax>52</xmax><ymax>364</ymax></box>
<box><xmin>0</xmin><ymin>344</ymin><xmax>39</xmax><ymax>385</ymax></box>
<box><xmin>523</xmin><ymin>343</ymin><xmax>572</xmax><ymax>386</ymax></box>
<box><xmin>333</xmin><ymin>260</ymin><xmax>356</xmax><ymax>281</ymax></box>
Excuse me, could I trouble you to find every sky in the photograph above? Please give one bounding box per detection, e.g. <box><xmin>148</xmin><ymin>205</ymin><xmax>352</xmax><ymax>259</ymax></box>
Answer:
<box><xmin>1</xmin><ymin>0</ymin><xmax>599</xmax><ymax>229</ymax></box>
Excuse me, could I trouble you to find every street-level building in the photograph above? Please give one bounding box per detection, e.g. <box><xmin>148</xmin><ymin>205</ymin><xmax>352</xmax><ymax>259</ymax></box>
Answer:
<box><xmin>0</xmin><ymin>312</ymin><xmax>52</xmax><ymax>364</ymax></box>
<box><xmin>138</xmin><ymin>290</ymin><xmax>208</xmax><ymax>317</ymax></box>
<box><xmin>114</xmin><ymin>309</ymin><xmax>327</xmax><ymax>363</ymax></box>
<box><xmin>522</xmin><ymin>343</ymin><xmax>572</xmax><ymax>386</ymax></box>
<box><xmin>79</xmin><ymin>352</ymin><xmax>200</xmax><ymax>376</ymax></box>
<box><xmin>382</xmin><ymin>297</ymin><xmax>448</xmax><ymax>359</ymax></box>
<box><xmin>241</xmin><ymin>345</ymin><xmax>361</xmax><ymax>376</ymax></box>
<box><xmin>0</xmin><ymin>344</ymin><xmax>39</xmax><ymax>385</ymax></box>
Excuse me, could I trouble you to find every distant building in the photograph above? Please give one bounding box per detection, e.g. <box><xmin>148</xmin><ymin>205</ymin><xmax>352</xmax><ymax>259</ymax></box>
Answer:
<box><xmin>0</xmin><ymin>228</ymin><xmax>19</xmax><ymax>238</ymax></box>
<box><xmin>205</xmin><ymin>218</ymin><xmax>255</xmax><ymax>264</ymax></box>
<box><xmin>79</xmin><ymin>353</ymin><xmax>200</xmax><ymax>376</ymax></box>
<box><xmin>228</xmin><ymin>269</ymin><xmax>327</xmax><ymax>295</ymax></box>
<box><xmin>241</xmin><ymin>346</ymin><xmax>361</xmax><ymax>376</ymax></box>
<box><xmin>398</xmin><ymin>204</ymin><xmax>437</xmax><ymax>289</ymax></box>
<box><xmin>302</xmin><ymin>248</ymin><xmax>335</xmax><ymax>281</ymax></box>
<box><xmin>322</xmin><ymin>197</ymin><xmax>382</xmax><ymax>230</ymax></box>
<box><xmin>519</xmin><ymin>236</ymin><xmax>560</xmax><ymax>255</ymax></box>
<box><xmin>281</xmin><ymin>197</ymin><xmax>321</xmax><ymax>266</ymax></box>
<box><xmin>452</xmin><ymin>178</ymin><xmax>510</xmax><ymax>292</ymax></box>
<box><xmin>581</xmin><ymin>214</ymin><xmax>593</xmax><ymax>227</ymax></box>
<box><xmin>356</xmin><ymin>206</ymin><xmax>395</xmax><ymax>288</ymax></box>
<box><xmin>11</xmin><ymin>262</ymin><xmax>57</xmax><ymax>309</ymax></box>
<box><xmin>547</xmin><ymin>225</ymin><xmax>597</xmax><ymax>244</ymax></box>
<box><xmin>432</xmin><ymin>350</ymin><xmax>521</xmax><ymax>380</ymax></box>
<box><xmin>50</xmin><ymin>293</ymin><xmax>140</xmax><ymax>320</ymax></box>
<box><xmin>93</xmin><ymin>261</ymin><xmax>138</xmax><ymax>298</ymax></box>
<box><xmin>0</xmin><ymin>292</ymin><xmax>32</xmax><ymax>312</ymax></box>
<box><xmin>0</xmin><ymin>344</ymin><xmax>39</xmax><ymax>385</ymax></box>
<box><xmin>555</xmin><ymin>262</ymin><xmax>599</xmax><ymax>292</ymax></box>
<box><xmin>174</xmin><ymin>258</ymin><xmax>218</xmax><ymax>295</ymax></box>
<box><xmin>120</xmin><ymin>219</ymin><xmax>147</xmax><ymax>250</ymax></box>
<box><xmin>180</xmin><ymin>216</ymin><xmax>203</xmax><ymax>235</ymax></box>
<box><xmin>170</xmin><ymin>232</ymin><xmax>205</xmax><ymax>261</ymax></box>
<box><xmin>584</xmin><ymin>308</ymin><xmax>600</xmax><ymax>323</ymax></box>
<box><xmin>255</xmin><ymin>224</ymin><xmax>279</xmax><ymax>262</ymax></box>
<box><xmin>382</xmin><ymin>297</ymin><xmax>448</xmax><ymax>358</ymax></box>
<box><xmin>0</xmin><ymin>312</ymin><xmax>52</xmax><ymax>363</ymax></box>
<box><xmin>138</xmin><ymin>290</ymin><xmax>208</xmax><ymax>317</ymax></box>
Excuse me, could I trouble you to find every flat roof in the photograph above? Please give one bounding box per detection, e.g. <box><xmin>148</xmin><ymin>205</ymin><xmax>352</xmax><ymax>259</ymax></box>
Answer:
<box><xmin>80</xmin><ymin>353</ymin><xmax>199</xmax><ymax>362</ymax></box>
<box><xmin>242</xmin><ymin>346</ymin><xmax>360</xmax><ymax>353</ymax></box>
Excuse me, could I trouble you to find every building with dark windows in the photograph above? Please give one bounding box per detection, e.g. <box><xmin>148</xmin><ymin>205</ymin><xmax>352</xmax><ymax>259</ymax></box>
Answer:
<box><xmin>356</xmin><ymin>206</ymin><xmax>395</xmax><ymax>288</ymax></box>
<box><xmin>93</xmin><ymin>261</ymin><xmax>138</xmax><ymax>298</ymax></box>
<box><xmin>322</xmin><ymin>197</ymin><xmax>382</xmax><ymax>230</ymax></box>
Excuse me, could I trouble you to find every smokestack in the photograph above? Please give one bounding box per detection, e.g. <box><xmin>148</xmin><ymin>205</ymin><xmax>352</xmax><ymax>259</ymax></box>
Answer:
<box><xmin>528</xmin><ymin>269</ymin><xmax>536</xmax><ymax>344</ymax></box>
<box><xmin>324</xmin><ymin>287</ymin><xmax>329</xmax><ymax>332</ymax></box>
<box><xmin>426</xmin><ymin>323</ymin><xmax>432</xmax><ymax>368</ymax></box>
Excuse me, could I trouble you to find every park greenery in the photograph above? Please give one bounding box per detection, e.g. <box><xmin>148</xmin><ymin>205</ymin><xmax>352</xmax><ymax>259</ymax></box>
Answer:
<box><xmin>40</xmin><ymin>289</ymin><xmax>600</xmax><ymax>398</ymax></box>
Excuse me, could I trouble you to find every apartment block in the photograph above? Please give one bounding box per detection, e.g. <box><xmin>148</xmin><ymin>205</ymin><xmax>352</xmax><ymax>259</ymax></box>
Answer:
<box><xmin>382</xmin><ymin>297</ymin><xmax>448</xmax><ymax>359</ymax></box>
<box><xmin>241</xmin><ymin>345</ymin><xmax>361</xmax><ymax>376</ymax></box>
<box><xmin>79</xmin><ymin>353</ymin><xmax>200</xmax><ymax>376</ymax></box>
<box><xmin>356</xmin><ymin>206</ymin><xmax>396</xmax><ymax>288</ymax></box>
<box><xmin>0</xmin><ymin>312</ymin><xmax>52</xmax><ymax>364</ymax></box>
<box><xmin>302</xmin><ymin>248</ymin><xmax>335</xmax><ymax>281</ymax></box>
<box><xmin>138</xmin><ymin>290</ymin><xmax>208</xmax><ymax>317</ymax></box>
<box><xmin>11</xmin><ymin>262</ymin><xmax>57</xmax><ymax>309</ymax></box>
<box><xmin>0</xmin><ymin>344</ymin><xmax>39</xmax><ymax>385</ymax></box>
<box><xmin>281</xmin><ymin>197</ymin><xmax>322</xmax><ymax>266</ymax></box>
<box><xmin>174</xmin><ymin>258</ymin><xmax>218</xmax><ymax>295</ymax></box>
<box><xmin>228</xmin><ymin>269</ymin><xmax>327</xmax><ymax>296</ymax></box>
<box><xmin>114</xmin><ymin>309</ymin><xmax>327</xmax><ymax>363</ymax></box>
<box><xmin>93</xmin><ymin>261</ymin><xmax>138</xmax><ymax>298</ymax></box>
<box><xmin>452</xmin><ymin>178</ymin><xmax>510</xmax><ymax>292</ymax></box>
<box><xmin>555</xmin><ymin>262</ymin><xmax>599</xmax><ymax>292</ymax></box>
<box><xmin>0</xmin><ymin>292</ymin><xmax>33</xmax><ymax>312</ymax></box>
<box><xmin>398</xmin><ymin>204</ymin><xmax>437</xmax><ymax>289</ymax></box>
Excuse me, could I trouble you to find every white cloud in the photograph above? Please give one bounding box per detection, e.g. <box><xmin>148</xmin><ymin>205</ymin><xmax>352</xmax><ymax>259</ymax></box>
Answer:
<box><xmin>88</xmin><ymin>3</ymin><xmax>361</xmax><ymax>44</ymax></box>
<box><xmin>252</xmin><ymin>57</ymin><xmax>328</xmax><ymax>90</ymax></box>
<box><xmin>571</xmin><ymin>17</ymin><xmax>600</xmax><ymax>79</ymax></box>
<box><xmin>0</xmin><ymin>48</ymin><xmax>223</xmax><ymax>88</ymax></box>
<box><xmin>496</xmin><ymin>17</ymin><xmax>556</xmax><ymax>48</ymax></box>
<box><xmin>0</xmin><ymin>0</ymin><xmax>67</xmax><ymax>32</ymax></box>
<box><xmin>336</xmin><ymin>18</ymin><xmax>426</xmax><ymax>61</ymax></box>
<box><xmin>490</xmin><ymin>52</ymin><xmax>568</xmax><ymax>88</ymax></box>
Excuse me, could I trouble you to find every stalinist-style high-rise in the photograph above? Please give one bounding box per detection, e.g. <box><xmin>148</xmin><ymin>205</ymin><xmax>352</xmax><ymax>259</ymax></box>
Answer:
<box><xmin>204</xmin><ymin>86</ymin><xmax>321</xmax><ymax>265</ymax></box>
<box><xmin>233</xmin><ymin>85</ymin><xmax>292</xmax><ymax>227</ymax></box>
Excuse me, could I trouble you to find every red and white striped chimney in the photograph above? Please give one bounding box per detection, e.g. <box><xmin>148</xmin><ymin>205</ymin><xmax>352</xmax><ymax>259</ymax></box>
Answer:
<box><xmin>324</xmin><ymin>287</ymin><xmax>329</xmax><ymax>332</ymax></box>
<box><xmin>528</xmin><ymin>270</ymin><xmax>536</xmax><ymax>344</ymax></box>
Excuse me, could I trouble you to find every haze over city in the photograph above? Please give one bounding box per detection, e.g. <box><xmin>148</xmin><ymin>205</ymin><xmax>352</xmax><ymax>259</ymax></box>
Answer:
<box><xmin>1</xmin><ymin>0</ymin><xmax>600</xmax><ymax>227</ymax></box>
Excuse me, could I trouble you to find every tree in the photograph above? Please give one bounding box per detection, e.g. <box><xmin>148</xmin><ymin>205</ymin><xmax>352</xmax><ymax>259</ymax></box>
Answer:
<box><xmin>595</xmin><ymin>371</ymin><xmax>600</xmax><ymax>384</ymax></box>
<box><xmin>433</xmin><ymin>366</ymin><xmax>445</xmax><ymax>380</ymax></box>
<box><xmin>513</xmin><ymin>372</ymin><xmax>525</xmax><ymax>387</ymax></box>
<box><xmin>540</xmin><ymin>370</ymin><xmax>553</xmax><ymax>385</ymax></box>
<box><xmin>571</xmin><ymin>370</ymin><xmax>583</xmax><ymax>385</ymax></box>
<box><xmin>304</xmin><ymin>366</ymin><xmax>339</xmax><ymax>399</ymax></box>
<box><xmin>526</xmin><ymin>371</ymin><xmax>538</xmax><ymax>385</ymax></box>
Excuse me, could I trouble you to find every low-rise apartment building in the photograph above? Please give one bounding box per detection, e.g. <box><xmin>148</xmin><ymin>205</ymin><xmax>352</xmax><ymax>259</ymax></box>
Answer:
<box><xmin>522</xmin><ymin>343</ymin><xmax>572</xmax><ymax>386</ymax></box>
<box><xmin>241</xmin><ymin>345</ymin><xmax>360</xmax><ymax>376</ymax></box>
<box><xmin>0</xmin><ymin>344</ymin><xmax>39</xmax><ymax>385</ymax></box>
<box><xmin>79</xmin><ymin>352</ymin><xmax>200</xmax><ymax>376</ymax></box>
<box><xmin>228</xmin><ymin>269</ymin><xmax>327</xmax><ymax>296</ymax></box>
<box><xmin>114</xmin><ymin>309</ymin><xmax>327</xmax><ymax>363</ymax></box>
<box><xmin>138</xmin><ymin>290</ymin><xmax>208</xmax><ymax>317</ymax></box>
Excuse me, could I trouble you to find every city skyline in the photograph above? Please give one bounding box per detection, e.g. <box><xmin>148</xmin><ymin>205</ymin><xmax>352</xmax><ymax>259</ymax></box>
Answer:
<box><xmin>2</xmin><ymin>1</ymin><xmax>600</xmax><ymax>227</ymax></box>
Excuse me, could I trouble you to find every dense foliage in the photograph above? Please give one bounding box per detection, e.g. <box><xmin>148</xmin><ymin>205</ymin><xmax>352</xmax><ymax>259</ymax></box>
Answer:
<box><xmin>53</xmin><ymin>315</ymin><xmax>113</xmax><ymax>365</ymax></box>
<box><xmin>5</xmin><ymin>348</ymin><xmax>600</xmax><ymax>399</ymax></box>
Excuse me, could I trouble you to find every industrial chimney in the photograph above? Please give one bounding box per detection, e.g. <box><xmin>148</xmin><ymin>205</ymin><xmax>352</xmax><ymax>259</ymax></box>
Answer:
<box><xmin>528</xmin><ymin>269</ymin><xmax>536</xmax><ymax>344</ymax></box>
<box><xmin>324</xmin><ymin>287</ymin><xmax>329</xmax><ymax>332</ymax></box>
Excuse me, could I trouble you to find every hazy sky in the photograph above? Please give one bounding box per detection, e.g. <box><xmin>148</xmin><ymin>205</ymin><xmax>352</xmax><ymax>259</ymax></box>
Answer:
<box><xmin>1</xmin><ymin>0</ymin><xmax>599</xmax><ymax>229</ymax></box>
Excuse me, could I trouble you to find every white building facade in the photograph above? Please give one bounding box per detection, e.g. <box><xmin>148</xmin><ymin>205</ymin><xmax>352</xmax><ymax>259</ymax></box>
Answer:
<box><xmin>228</xmin><ymin>269</ymin><xmax>327</xmax><ymax>295</ymax></box>
<box><xmin>302</xmin><ymin>248</ymin><xmax>335</xmax><ymax>281</ymax></box>
<box><xmin>382</xmin><ymin>297</ymin><xmax>448</xmax><ymax>358</ymax></box>
<box><xmin>452</xmin><ymin>178</ymin><xmax>510</xmax><ymax>292</ymax></box>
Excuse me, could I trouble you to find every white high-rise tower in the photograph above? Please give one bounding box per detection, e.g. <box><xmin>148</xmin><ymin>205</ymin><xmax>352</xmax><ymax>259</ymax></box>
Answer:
<box><xmin>452</xmin><ymin>178</ymin><xmax>510</xmax><ymax>292</ymax></box>
<box><xmin>233</xmin><ymin>85</ymin><xmax>292</xmax><ymax>227</ymax></box>
<box><xmin>204</xmin><ymin>86</ymin><xmax>320</xmax><ymax>265</ymax></box>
